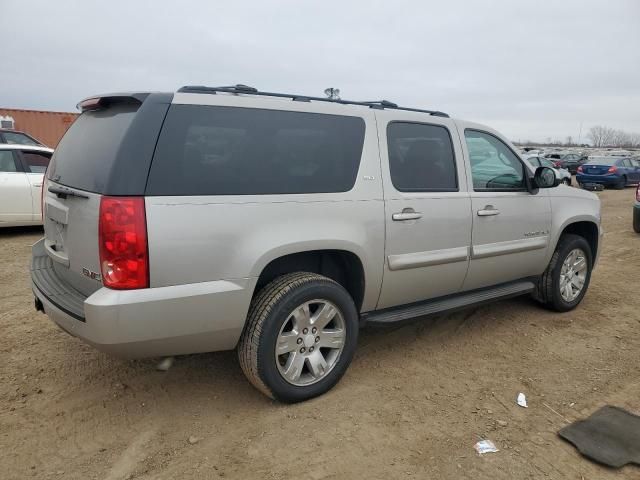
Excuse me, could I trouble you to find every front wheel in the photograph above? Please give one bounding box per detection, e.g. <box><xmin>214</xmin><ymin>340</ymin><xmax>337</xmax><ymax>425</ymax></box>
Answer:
<box><xmin>563</xmin><ymin>178</ymin><xmax>571</xmax><ymax>186</ymax></box>
<box><xmin>238</xmin><ymin>272</ymin><xmax>358</xmax><ymax>402</ymax></box>
<box><xmin>534</xmin><ymin>234</ymin><xmax>593</xmax><ymax>312</ymax></box>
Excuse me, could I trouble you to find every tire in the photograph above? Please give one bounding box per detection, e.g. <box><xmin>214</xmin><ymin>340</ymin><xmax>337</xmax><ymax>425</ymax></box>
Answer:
<box><xmin>237</xmin><ymin>272</ymin><xmax>358</xmax><ymax>403</ymax></box>
<box><xmin>563</xmin><ymin>178</ymin><xmax>571</xmax><ymax>186</ymax></box>
<box><xmin>615</xmin><ymin>176</ymin><xmax>627</xmax><ymax>189</ymax></box>
<box><xmin>534</xmin><ymin>234</ymin><xmax>593</xmax><ymax>312</ymax></box>
<box><xmin>634</xmin><ymin>208</ymin><xmax>640</xmax><ymax>233</ymax></box>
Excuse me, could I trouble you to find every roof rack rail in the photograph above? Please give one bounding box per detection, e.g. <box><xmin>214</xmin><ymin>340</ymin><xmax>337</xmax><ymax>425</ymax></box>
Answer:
<box><xmin>177</xmin><ymin>84</ymin><xmax>449</xmax><ymax>117</ymax></box>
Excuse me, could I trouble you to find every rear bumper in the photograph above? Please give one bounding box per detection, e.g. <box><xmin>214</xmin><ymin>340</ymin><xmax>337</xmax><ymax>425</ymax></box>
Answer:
<box><xmin>576</xmin><ymin>174</ymin><xmax>620</xmax><ymax>185</ymax></box>
<box><xmin>31</xmin><ymin>239</ymin><xmax>255</xmax><ymax>358</ymax></box>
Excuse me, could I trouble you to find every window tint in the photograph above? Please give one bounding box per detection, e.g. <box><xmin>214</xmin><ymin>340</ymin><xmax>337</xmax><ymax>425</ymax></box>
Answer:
<box><xmin>631</xmin><ymin>159</ymin><xmax>640</xmax><ymax>167</ymax></box>
<box><xmin>465</xmin><ymin>130</ymin><xmax>525</xmax><ymax>191</ymax></box>
<box><xmin>2</xmin><ymin>131</ymin><xmax>40</xmax><ymax>146</ymax></box>
<box><xmin>386</xmin><ymin>122</ymin><xmax>457</xmax><ymax>192</ymax></box>
<box><xmin>21</xmin><ymin>151</ymin><xmax>51</xmax><ymax>173</ymax></box>
<box><xmin>147</xmin><ymin>105</ymin><xmax>365</xmax><ymax>195</ymax></box>
<box><xmin>622</xmin><ymin>159</ymin><xmax>632</xmax><ymax>167</ymax></box>
<box><xmin>0</xmin><ymin>151</ymin><xmax>18</xmax><ymax>172</ymax></box>
<box><xmin>48</xmin><ymin>103</ymin><xmax>139</xmax><ymax>192</ymax></box>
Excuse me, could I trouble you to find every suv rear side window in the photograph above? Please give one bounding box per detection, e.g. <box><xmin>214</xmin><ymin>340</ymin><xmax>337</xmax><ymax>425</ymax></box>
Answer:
<box><xmin>387</xmin><ymin>122</ymin><xmax>457</xmax><ymax>192</ymax></box>
<box><xmin>465</xmin><ymin>130</ymin><xmax>525</xmax><ymax>191</ymax></box>
<box><xmin>146</xmin><ymin>105</ymin><xmax>366</xmax><ymax>195</ymax></box>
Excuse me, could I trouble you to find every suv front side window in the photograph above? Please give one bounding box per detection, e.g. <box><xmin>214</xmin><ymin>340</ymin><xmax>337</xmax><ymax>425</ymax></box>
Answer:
<box><xmin>465</xmin><ymin>130</ymin><xmax>525</xmax><ymax>191</ymax></box>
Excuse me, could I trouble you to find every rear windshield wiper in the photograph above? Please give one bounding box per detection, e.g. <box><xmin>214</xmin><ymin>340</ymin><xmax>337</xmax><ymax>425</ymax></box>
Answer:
<box><xmin>48</xmin><ymin>186</ymin><xmax>89</xmax><ymax>199</ymax></box>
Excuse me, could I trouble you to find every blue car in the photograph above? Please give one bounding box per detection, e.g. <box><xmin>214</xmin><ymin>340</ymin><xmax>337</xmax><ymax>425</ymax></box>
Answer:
<box><xmin>577</xmin><ymin>157</ymin><xmax>640</xmax><ymax>189</ymax></box>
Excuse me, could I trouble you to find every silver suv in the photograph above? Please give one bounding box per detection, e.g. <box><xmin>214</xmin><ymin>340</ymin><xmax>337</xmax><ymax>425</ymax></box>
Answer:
<box><xmin>32</xmin><ymin>85</ymin><xmax>602</xmax><ymax>402</ymax></box>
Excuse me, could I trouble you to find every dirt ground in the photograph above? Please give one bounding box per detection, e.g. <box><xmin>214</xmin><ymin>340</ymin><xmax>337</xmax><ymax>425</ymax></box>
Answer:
<box><xmin>1</xmin><ymin>187</ymin><xmax>639</xmax><ymax>480</ymax></box>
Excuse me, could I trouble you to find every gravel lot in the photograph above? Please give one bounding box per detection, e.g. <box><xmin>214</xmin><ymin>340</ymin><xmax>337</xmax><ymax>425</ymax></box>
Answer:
<box><xmin>2</xmin><ymin>187</ymin><xmax>639</xmax><ymax>480</ymax></box>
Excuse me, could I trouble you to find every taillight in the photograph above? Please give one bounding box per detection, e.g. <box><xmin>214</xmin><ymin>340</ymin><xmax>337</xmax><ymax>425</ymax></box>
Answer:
<box><xmin>577</xmin><ymin>166</ymin><xmax>583</xmax><ymax>173</ymax></box>
<box><xmin>98</xmin><ymin>197</ymin><xmax>148</xmax><ymax>289</ymax></box>
<box><xmin>607</xmin><ymin>165</ymin><xmax>617</xmax><ymax>173</ymax></box>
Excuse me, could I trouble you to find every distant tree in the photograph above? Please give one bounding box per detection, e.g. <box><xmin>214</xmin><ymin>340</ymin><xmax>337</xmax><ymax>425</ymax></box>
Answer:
<box><xmin>565</xmin><ymin>136</ymin><xmax>573</xmax><ymax>146</ymax></box>
<box><xmin>588</xmin><ymin>125</ymin><xmax>615</xmax><ymax>147</ymax></box>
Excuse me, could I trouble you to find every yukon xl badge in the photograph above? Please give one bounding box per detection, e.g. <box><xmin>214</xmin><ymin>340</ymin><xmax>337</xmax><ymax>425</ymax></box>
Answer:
<box><xmin>82</xmin><ymin>267</ymin><xmax>102</xmax><ymax>281</ymax></box>
<box><xmin>524</xmin><ymin>230</ymin><xmax>549</xmax><ymax>238</ymax></box>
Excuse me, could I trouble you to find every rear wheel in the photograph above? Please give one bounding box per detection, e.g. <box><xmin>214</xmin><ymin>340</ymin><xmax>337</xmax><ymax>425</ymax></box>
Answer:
<box><xmin>535</xmin><ymin>234</ymin><xmax>593</xmax><ymax>312</ymax></box>
<box><xmin>615</xmin><ymin>176</ymin><xmax>627</xmax><ymax>189</ymax></box>
<box><xmin>563</xmin><ymin>178</ymin><xmax>571</xmax><ymax>186</ymax></box>
<box><xmin>238</xmin><ymin>272</ymin><xmax>358</xmax><ymax>402</ymax></box>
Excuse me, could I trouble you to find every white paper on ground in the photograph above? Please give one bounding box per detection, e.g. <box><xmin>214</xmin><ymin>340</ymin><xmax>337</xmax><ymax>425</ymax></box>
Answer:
<box><xmin>517</xmin><ymin>392</ymin><xmax>528</xmax><ymax>408</ymax></box>
<box><xmin>474</xmin><ymin>439</ymin><xmax>499</xmax><ymax>455</ymax></box>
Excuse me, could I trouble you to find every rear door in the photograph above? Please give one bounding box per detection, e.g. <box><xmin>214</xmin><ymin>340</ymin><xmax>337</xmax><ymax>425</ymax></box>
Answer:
<box><xmin>631</xmin><ymin>159</ymin><xmax>640</xmax><ymax>182</ymax></box>
<box><xmin>17</xmin><ymin>150</ymin><xmax>51</xmax><ymax>221</ymax></box>
<box><xmin>622</xmin><ymin>159</ymin><xmax>639</xmax><ymax>182</ymax></box>
<box><xmin>0</xmin><ymin>150</ymin><xmax>33</xmax><ymax>225</ymax></box>
<box><xmin>376</xmin><ymin>112</ymin><xmax>471</xmax><ymax>309</ymax></box>
<box><xmin>461</xmin><ymin>127</ymin><xmax>551</xmax><ymax>291</ymax></box>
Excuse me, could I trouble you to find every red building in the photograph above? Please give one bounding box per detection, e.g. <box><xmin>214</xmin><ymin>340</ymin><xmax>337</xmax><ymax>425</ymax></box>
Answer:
<box><xmin>0</xmin><ymin>108</ymin><xmax>79</xmax><ymax>148</ymax></box>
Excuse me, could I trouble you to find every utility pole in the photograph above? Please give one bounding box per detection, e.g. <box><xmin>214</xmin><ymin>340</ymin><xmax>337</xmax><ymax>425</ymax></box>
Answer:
<box><xmin>577</xmin><ymin>121</ymin><xmax>583</xmax><ymax>146</ymax></box>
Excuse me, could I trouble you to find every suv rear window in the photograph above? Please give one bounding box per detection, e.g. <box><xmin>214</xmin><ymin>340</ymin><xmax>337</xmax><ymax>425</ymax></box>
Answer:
<box><xmin>48</xmin><ymin>104</ymin><xmax>138</xmax><ymax>192</ymax></box>
<box><xmin>146</xmin><ymin>105</ymin><xmax>366</xmax><ymax>196</ymax></box>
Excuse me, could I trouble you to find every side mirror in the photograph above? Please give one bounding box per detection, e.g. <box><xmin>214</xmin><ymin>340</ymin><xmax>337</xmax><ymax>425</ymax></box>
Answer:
<box><xmin>534</xmin><ymin>166</ymin><xmax>558</xmax><ymax>188</ymax></box>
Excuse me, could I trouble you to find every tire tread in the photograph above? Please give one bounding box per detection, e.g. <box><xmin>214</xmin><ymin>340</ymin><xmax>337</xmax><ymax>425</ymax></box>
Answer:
<box><xmin>237</xmin><ymin>272</ymin><xmax>340</xmax><ymax>399</ymax></box>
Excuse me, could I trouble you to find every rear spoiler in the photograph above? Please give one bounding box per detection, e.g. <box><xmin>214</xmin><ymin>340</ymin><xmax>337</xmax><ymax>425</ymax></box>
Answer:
<box><xmin>76</xmin><ymin>92</ymin><xmax>150</xmax><ymax>112</ymax></box>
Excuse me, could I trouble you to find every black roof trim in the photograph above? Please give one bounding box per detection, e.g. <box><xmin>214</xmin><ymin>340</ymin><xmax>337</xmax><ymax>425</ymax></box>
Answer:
<box><xmin>177</xmin><ymin>85</ymin><xmax>449</xmax><ymax>118</ymax></box>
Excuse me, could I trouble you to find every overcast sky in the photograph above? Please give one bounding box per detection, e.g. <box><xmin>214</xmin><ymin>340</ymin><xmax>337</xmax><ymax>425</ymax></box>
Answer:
<box><xmin>2</xmin><ymin>0</ymin><xmax>639</xmax><ymax>142</ymax></box>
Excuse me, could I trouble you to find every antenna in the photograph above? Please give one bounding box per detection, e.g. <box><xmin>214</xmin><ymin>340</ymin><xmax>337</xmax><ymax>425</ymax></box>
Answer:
<box><xmin>324</xmin><ymin>88</ymin><xmax>340</xmax><ymax>100</ymax></box>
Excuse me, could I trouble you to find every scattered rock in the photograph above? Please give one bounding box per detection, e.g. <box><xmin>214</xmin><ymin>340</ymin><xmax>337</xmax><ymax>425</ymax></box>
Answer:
<box><xmin>497</xmin><ymin>420</ymin><xmax>508</xmax><ymax>427</ymax></box>
<box><xmin>188</xmin><ymin>436</ymin><xmax>200</xmax><ymax>445</ymax></box>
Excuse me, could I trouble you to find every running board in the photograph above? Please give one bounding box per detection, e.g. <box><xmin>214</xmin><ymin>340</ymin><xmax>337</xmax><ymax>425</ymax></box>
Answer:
<box><xmin>362</xmin><ymin>280</ymin><xmax>536</xmax><ymax>325</ymax></box>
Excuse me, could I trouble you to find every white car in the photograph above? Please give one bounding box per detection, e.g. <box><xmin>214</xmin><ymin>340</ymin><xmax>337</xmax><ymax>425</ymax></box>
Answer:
<box><xmin>524</xmin><ymin>155</ymin><xmax>572</xmax><ymax>185</ymax></box>
<box><xmin>0</xmin><ymin>144</ymin><xmax>53</xmax><ymax>227</ymax></box>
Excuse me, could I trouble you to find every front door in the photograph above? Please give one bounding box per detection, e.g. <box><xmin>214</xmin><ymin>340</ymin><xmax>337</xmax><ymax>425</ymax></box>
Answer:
<box><xmin>376</xmin><ymin>113</ymin><xmax>472</xmax><ymax>309</ymax></box>
<box><xmin>461</xmin><ymin>129</ymin><xmax>551</xmax><ymax>291</ymax></box>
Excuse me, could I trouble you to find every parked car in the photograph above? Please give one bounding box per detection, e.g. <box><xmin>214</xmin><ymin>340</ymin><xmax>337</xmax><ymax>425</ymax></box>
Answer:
<box><xmin>0</xmin><ymin>144</ymin><xmax>53</xmax><ymax>227</ymax></box>
<box><xmin>576</xmin><ymin>157</ymin><xmax>640</xmax><ymax>189</ymax></box>
<box><xmin>545</xmin><ymin>152</ymin><xmax>586</xmax><ymax>174</ymax></box>
<box><xmin>634</xmin><ymin>183</ymin><xmax>640</xmax><ymax>233</ymax></box>
<box><xmin>525</xmin><ymin>156</ymin><xmax>572</xmax><ymax>185</ymax></box>
<box><xmin>31</xmin><ymin>85</ymin><xmax>602</xmax><ymax>402</ymax></box>
<box><xmin>0</xmin><ymin>128</ymin><xmax>45</xmax><ymax>146</ymax></box>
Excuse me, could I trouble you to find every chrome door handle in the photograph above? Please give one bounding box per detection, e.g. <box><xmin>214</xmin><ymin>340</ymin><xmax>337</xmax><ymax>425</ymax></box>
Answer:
<box><xmin>392</xmin><ymin>209</ymin><xmax>423</xmax><ymax>221</ymax></box>
<box><xmin>477</xmin><ymin>206</ymin><xmax>500</xmax><ymax>216</ymax></box>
